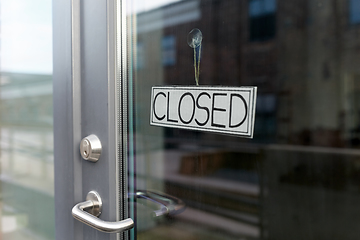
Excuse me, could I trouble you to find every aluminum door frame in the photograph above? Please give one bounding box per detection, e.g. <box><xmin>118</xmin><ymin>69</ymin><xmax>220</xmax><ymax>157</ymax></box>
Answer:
<box><xmin>53</xmin><ymin>0</ymin><xmax>128</xmax><ymax>239</ymax></box>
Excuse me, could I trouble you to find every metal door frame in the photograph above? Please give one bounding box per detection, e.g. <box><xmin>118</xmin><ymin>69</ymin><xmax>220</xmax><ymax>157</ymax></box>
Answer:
<box><xmin>53</xmin><ymin>0</ymin><xmax>128</xmax><ymax>239</ymax></box>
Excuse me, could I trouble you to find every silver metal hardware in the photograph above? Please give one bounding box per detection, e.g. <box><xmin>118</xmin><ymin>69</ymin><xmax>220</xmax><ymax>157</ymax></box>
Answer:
<box><xmin>72</xmin><ymin>191</ymin><xmax>134</xmax><ymax>233</ymax></box>
<box><xmin>80</xmin><ymin>134</ymin><xmax>102</xmax><ymax>162</ymax></box>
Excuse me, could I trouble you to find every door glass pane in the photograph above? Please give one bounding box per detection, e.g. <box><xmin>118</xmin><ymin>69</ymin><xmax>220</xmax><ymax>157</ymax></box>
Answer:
<box><xmin>0</xmin><ymin>0</ymin><xmax>54</xmax><ymax>239</ymax></box>
<box><xmin>126</xmin><ymin>0</ymin><xmax>360</xmax><ymax>239</ymax></box>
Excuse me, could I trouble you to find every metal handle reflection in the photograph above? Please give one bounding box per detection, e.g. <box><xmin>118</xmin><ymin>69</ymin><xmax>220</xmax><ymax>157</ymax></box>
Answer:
<box><xmin>133</xmin><ymin>190</ymin><xmax>186</xmax><ymax>217</ymax></box>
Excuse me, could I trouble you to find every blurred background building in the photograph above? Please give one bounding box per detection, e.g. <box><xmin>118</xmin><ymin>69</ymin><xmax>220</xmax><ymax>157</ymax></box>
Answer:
<box><xmin>0</xmin><ymin>0</ymin><xmax>54</xmax><ymax>239</ymax></box>
<box><xmin>136</xmin><ymin>0</ymin><xmax>360</xmax><ymax>147</ymax></box>
<box><xmin>132</xmin><ymin>1</ymin><xmax>360</xmax><ymax>240</ymax></box>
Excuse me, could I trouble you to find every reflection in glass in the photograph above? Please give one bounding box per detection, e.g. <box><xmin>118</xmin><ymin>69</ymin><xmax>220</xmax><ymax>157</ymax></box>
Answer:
<box><xmin>127</xmin><ymin>0</ymin><xmax>360</xmax><ymax>240</ymax></box>
<box><xmin>0</xmin><ymin>0</ymin><xmax>54</xmax><ymax>239</ymax></box>
<box><xmin>249</xmin><ymin>0</ymin><xmax>276</xmax><ymax>41</ymax></box>
<box><xmin>349</xmin><ymin>0</ymin><xmax>360</xmax><ymax>24</ymax></box>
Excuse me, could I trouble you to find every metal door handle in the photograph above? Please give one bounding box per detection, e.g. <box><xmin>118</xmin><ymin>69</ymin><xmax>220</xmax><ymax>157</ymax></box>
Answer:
<box><xmin>72</xmin><ymin>191</ymin><xmax>134</xmax><ymax>233</ymax></box>
<box><xmin>133</xmin><ymin>190</ymin><xmax>186</xmax><ymax>217</ymax></box>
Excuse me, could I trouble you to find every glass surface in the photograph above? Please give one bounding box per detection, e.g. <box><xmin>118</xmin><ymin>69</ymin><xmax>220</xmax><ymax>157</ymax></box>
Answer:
<box><xmin>126</xmin><ymin>0</ymin><xmax>360</xmax><ymax>240</ymax></box>
<box><xmin>0</xmin><ymin>0</ymin><xmax>54</xmax><ymax>239</ymax></box>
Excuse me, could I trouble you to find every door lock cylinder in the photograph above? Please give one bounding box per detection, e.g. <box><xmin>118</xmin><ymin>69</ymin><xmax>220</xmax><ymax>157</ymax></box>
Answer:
<box><xmin>80</xmin><ymin>134</ymin><xmax>102</xmax><ymax>162</ymax></box>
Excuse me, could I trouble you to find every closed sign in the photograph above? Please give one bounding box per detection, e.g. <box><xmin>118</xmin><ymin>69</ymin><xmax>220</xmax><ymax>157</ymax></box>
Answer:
<box><xmin>150</xmin><ymin>86</ymin><xmax>257</xmax><ymax>138</ymax></box>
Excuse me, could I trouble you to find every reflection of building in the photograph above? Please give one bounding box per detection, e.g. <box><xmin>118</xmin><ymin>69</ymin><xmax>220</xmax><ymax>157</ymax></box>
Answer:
<box><xmin>0</xmin><ymin>72</ymin><xmax>54</xmax><ymax>239</ymax></box>
<box><xmin>136</xmin><ymin>0</ymin><xmax>360</xmax><ymax>148</ymax></box>
<box><xmin>0</xmin><ymin>72</ymin><xmax>53</xmax><ymax>127</ymax></box>
<box><xmin>134</xmin><ymin>3</ymin><xmax>360</xmax><ymax>238</ymax></box>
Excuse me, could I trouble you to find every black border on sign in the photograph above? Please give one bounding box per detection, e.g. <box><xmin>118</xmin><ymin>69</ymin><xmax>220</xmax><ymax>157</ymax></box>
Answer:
<box><xmin>150</xmin><ymin>86</ymin><xmax>256</xmax><ymax>137</ymax></box>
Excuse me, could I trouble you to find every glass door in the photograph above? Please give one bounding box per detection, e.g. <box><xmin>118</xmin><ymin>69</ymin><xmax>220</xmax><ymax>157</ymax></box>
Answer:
<box><xmin>125</xmin><ymin>0</ymin><xmax>360</xmax><ymax>240</ymax></box>
<box><xmin>52</xmin><ymin>0</ymin><xmax>360</xmax><ymax>239</ymax></box>
<box><xmin>0</xmin><ymin>0</ymin><xmax>54</xmax><ymax>239</ymax></box>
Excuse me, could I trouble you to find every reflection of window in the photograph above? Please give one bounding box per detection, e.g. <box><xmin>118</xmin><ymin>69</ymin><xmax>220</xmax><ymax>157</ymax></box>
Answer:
<box><xmin>249</xmin><ymin>0</ymin><xmax>276</xmax><ymax>41</ymax></box>
<box><xmin>162</xmin><ymin>35</ymin><xmax>176</xmax><ymax>66</ymax></box>
<box><xmin>255</xmin><ymin>94</ymin><xmax>277</xmax><ymax>140</ymax></box>
<box><xmin>349</xmin><ymin>0</ymin><xmax>360</xmax><ymax>24</ymax></box>
<box><xmin>256</xmin><ymin>94</ymin><xmax>276</xmax><ymax>113</ymax></box>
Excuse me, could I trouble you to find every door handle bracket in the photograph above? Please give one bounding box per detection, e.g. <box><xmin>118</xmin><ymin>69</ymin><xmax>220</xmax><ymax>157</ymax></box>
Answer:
<box><xmin>72</xmin><ymin>191</ymin><xmax>134</xmax><ymax>233</ymax></box>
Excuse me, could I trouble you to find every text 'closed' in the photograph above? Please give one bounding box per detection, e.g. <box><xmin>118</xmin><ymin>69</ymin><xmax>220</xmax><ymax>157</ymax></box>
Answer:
<box><xmin>150</xmin><ymin>86</ymin><xmax>257</xmax><ymax>138</ymax></box>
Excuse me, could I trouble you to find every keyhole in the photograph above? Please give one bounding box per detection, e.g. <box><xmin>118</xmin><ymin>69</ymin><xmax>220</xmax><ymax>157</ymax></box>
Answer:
<box><xmin>82</xmin><ymin>140</ymin><xmax>90</xmax><ymax>158</ymax></box>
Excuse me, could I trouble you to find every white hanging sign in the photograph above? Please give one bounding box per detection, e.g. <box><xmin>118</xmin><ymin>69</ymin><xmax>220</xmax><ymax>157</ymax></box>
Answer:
<box><xmin>150</xmin><ymin>86</ymin><xmax>257</xmax><ymax>138</ymax></box>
